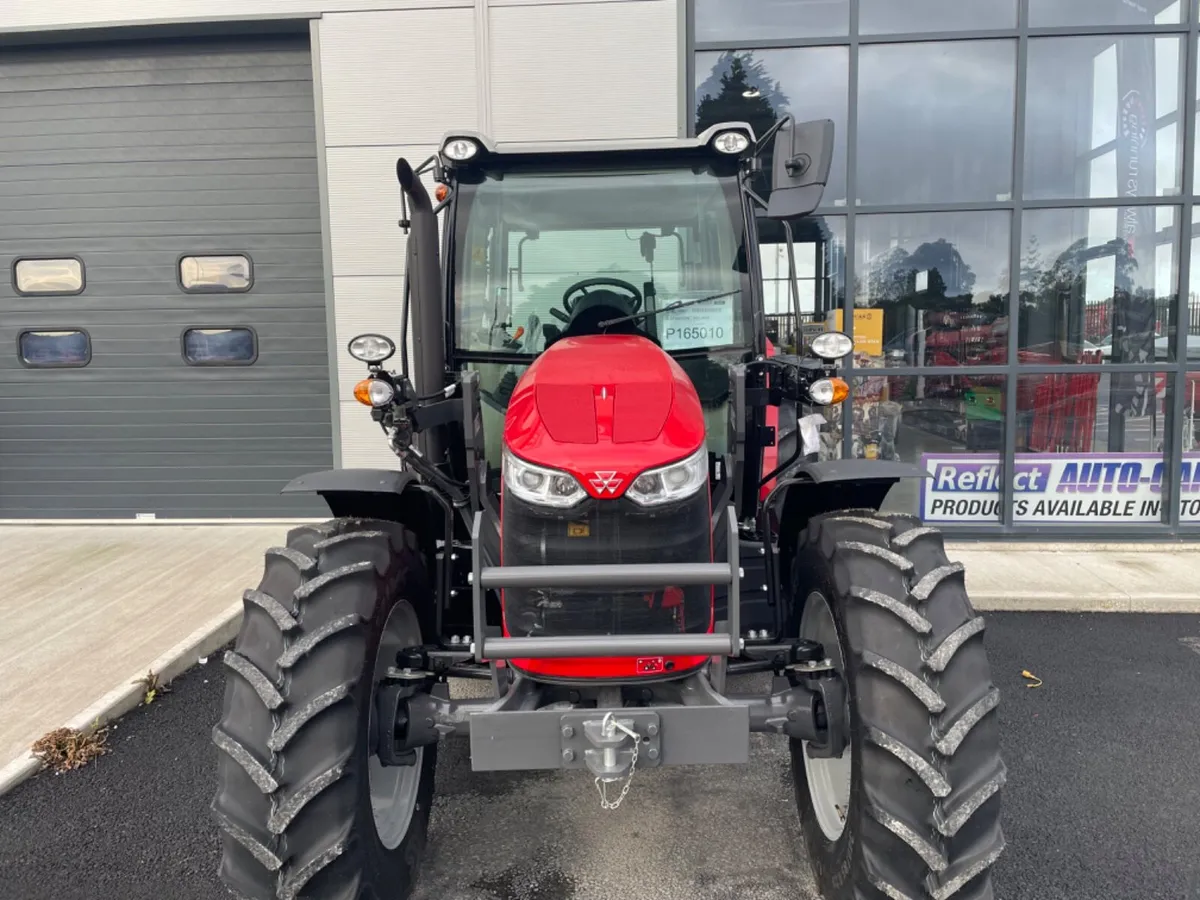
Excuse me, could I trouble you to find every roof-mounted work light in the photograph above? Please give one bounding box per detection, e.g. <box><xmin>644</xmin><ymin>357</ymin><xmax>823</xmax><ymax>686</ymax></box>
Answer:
<box><xmin>441</xmin><ymin>137</ymin><xmax>480</xmax><ymax>162</ymax></box>
<box><xmin>711</xmin><ymin>130</ymin><xmax>751</xmax><ymax>155</ymax></box>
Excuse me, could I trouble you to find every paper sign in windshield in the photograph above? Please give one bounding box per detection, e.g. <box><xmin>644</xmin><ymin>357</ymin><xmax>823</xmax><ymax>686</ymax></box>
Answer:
<box><xmin>658</xmin><ymin>295</ymin><xmax>735</xmax><ymax>351</ymax></box>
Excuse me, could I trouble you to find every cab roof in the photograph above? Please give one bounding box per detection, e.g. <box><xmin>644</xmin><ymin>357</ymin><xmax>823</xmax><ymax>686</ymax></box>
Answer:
<box><xmin>436</xmin><ymin>122</ymin><xmax>758</xmax><ymax>170</ymax></box>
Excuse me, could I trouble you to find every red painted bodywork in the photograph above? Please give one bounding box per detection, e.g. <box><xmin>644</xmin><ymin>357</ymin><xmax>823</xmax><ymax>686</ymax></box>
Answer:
<box><xmin>504</xmin><ymin>334</ymin><xmax>707</xmax><ymax>496</ymax></box>
<box><xmin>500</xmin><ymin>334</ymin><xmax>712</xmax><ymax>679</ymax></box>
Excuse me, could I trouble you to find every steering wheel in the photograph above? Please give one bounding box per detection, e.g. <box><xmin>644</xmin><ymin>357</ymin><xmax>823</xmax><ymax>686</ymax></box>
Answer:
<box><xmin>551</xmin><ymin>277</ymin><xmax>643</xmax><ymax>323</ymax></box>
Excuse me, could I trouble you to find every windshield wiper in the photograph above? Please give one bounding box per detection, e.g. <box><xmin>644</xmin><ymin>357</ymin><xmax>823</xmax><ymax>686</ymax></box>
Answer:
<box><xmin>597</xmin><ymin>288</ymin><xmax>742</xmax><ymax>330</ymax></box>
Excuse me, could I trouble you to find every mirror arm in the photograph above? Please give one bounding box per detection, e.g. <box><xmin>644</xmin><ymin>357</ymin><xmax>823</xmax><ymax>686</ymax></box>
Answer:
<box><xmin>782</xmin><ymin>220</ymin><xmax>801</xmax><ymax>352</ymax></box>
<box><xmin>415</xmin><ymin>153</ymin><xmax>439</xmax><ymax>177</ymax></box>
<box><xmin>399</xmin><ymin>154</ymin><xmax>442</xmax><ymax>234</ymax></box>
<box><xmin>754</xmin><ymin>113</ymin><xmax>794</xmax><ymax>156</ymax></box>
<box><xmin>743</xmin><ymin>183</ymin><xmax>770</xmax><ymax>212</ymax></box>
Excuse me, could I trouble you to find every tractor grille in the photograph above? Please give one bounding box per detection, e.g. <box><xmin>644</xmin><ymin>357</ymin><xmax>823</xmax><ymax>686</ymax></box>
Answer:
<box><xmin>500</xmin><ymin>488</ymin><xmax>712</xmax><ymax>638</ymax></box>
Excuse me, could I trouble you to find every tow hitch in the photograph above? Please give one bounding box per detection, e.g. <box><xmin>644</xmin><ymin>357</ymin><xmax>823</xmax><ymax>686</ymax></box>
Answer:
<box><xmin>568</xmin><ymin>711</ymin><xmax>652</xmax><ymax>809</ymax></box>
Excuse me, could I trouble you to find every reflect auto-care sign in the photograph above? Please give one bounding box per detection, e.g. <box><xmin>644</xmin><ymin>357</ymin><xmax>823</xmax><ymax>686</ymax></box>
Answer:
<box><xmin>919</xmin><ymin>453</ymin><xmax>1200</xmax><ymax>524</ymax></box>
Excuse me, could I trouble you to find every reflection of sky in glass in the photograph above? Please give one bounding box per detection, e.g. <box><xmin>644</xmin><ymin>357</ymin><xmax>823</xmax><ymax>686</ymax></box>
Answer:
<box><xmin>1030</xmin><ymin>0</ymin><xmax>1180</xmax><ymax>26</ymax></box>
<box><xmin>1195</xmin><ymin>41</ymin><xmax>1200</xmax><ymax>195</ymax></box>
<box><xmin>859</xmin><ymin>0</ymin><xmax>1015</xmax><ymax>33</ymax></box>
<box><xmin>1027</xmin><ymin>35</ymin><xmax>1182</xmax><ymax>200</ymax></box>
<box><xmin>1092</xmin><ymin>45</ymin><xmax>1118</xmax><ymax>147</ymax></box>
<box><xmin>1193</xmin><ymin>207</ymin><xmax>1200</xmax><ymax>286</ymax></box>
<box><xmin>694</xmin><ymin>0</ymin><xmax>847</xmax><ymax>42</ymax></box>
<box><xmin>857</xmin><ymin>41</ymin><xmax>1016</xmax><ymax>205</ymax></box>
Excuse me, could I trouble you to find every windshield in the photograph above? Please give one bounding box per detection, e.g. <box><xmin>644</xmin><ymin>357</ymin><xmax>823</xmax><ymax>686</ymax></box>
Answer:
<box><xmin>451</xmin><ymin>162</ymin><xmax>752</xmax><ymax>357</ymax></box>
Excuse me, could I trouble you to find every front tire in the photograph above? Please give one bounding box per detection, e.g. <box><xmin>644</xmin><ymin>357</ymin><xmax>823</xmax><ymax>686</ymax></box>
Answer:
<box><xmin>790</xmin><ymin>511</ymin><xmax>1006</xmax><ymax>900</ymax></box>
<box><xmin>212</xmin><ymin>518</ymin><xmax>437</xmax><ymax>900</ymax></box>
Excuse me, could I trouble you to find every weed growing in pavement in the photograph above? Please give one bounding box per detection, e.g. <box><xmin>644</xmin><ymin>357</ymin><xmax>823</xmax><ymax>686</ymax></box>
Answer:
<box><xmin>134</xmin><ymin>669</ymin><xmax>172</xmax><ymax>706</ymax></box>
<box><xmin>31</xmin><ymin>725</ymin><xmax>111</xmax><ymax>773</ymax></box>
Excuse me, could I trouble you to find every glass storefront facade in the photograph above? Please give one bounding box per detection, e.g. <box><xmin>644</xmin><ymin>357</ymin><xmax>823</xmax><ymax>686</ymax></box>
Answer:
<box><xmin>690</xmin><ymin>0</ymin><xmax>1200</xmax><ymax>536</ymax></box>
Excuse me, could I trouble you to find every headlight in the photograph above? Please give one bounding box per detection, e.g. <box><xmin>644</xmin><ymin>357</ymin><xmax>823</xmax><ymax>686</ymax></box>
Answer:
<box><xmin>808</xmin><ymin>377</ymin><xmax>849</xmax><ymax>406</ymax></box>
<box><xmin>442</xmin><ymin>137</ymin><xmax>479</xmax><ymax>161</ymax></box>
<box><xmin>367</xmin><ymin>379</ymin><xmax>395</xmax><ymax>406</ymax></box>
<box><xmin>626</xmin><ymin>445</ymin><xmax>709</xmax><ymax>507</ymax></box>
<box><xmin>353</xmin><ymin>377</ymin><xmax>395</xmax><ymax>408</ymax></box>
<box><xmin>712</xmin><ymin>130</ymin><xmax>751</xmax><ymax>155</ymax></box>
<box><xmin>348</xmin><ymin>333</ymin><xmax>396</xmax><ymax>364</ymax></box>
<box><xmin>502</xmin><ymin>447</ymin><xmax>585</xmax><ymax>508</ymax></box>
<box><xmin>810</xmin><ymin>330</ymin><xmax>854</xmax><ymax>361</ymax></box>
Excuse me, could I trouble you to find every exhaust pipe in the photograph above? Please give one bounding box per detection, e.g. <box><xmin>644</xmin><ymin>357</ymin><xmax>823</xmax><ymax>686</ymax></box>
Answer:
<box><xmin>396</xmin><ymin>157</ymin><xmax>446</xmax><ymax>459</ymax></box>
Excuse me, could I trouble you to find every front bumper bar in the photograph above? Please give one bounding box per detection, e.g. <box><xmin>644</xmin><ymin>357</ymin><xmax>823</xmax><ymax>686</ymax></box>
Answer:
<box><xmin>470</xmin><ymin>504</ymin><xmax>741</xmax><ymax>663</ymax></box>
<box><xmin>385</xmin><ymin>669</ymin><xmax>827</xmax><ymax>774</ymax></box>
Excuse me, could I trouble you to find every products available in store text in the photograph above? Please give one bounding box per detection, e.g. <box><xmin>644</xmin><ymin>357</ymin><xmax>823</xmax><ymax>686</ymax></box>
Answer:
<box><xmin>920</xmin><ymin>453</ymin><xmax>1200</xmax><ymax>523</ymax></box>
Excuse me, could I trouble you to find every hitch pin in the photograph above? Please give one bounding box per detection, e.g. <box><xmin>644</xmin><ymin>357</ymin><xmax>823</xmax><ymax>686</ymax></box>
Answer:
<box><xmin>600</xmin><ymin>712</ymin><xmax>640</xmax><ymax>771</ymax></box>
<box><xmin>602</xmin><ymin>711</ymin><xmax>639</xmax><ymax>741</ymax></box>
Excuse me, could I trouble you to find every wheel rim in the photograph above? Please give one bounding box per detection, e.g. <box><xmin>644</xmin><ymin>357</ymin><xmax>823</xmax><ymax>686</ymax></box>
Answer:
<box><xmin>367</xmin><ymin>601</ymin><xmax>425</xmax><ymax>850</ymax></box>
<box><xmin>800</xmin><ymin>590</ymin><xmax>852</xmax><ymax>842</ymax></box>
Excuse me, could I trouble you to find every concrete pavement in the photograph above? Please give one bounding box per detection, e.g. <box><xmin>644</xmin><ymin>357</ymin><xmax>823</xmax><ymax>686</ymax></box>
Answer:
<box><xmin>1</xmin><ymin>522</ymin><xmax>1199</xmax><ymax>796</ymax></box>
<box><xmin>0</xmin><ymin>524</ymin><xmax>293</xmax><ymax>786</ymax></box>
<box><xmin>954</xmin><ymin>541</ymin><xmax>1200</xmax><ymax>613</ymax></box>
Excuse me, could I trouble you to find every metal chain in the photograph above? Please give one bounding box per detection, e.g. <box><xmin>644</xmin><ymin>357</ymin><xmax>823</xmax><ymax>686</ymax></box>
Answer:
<box><xmin>595</xmin><ymin>713</ymin><xmax>640</xmax><ymax>811</ymax></box>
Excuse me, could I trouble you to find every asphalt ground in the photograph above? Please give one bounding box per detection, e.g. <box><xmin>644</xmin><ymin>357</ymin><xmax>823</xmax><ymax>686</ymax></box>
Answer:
<box><xmin>1</xmin><ymin>612</ymin><xmax>1198</xmax><ymax>900</ymax></box>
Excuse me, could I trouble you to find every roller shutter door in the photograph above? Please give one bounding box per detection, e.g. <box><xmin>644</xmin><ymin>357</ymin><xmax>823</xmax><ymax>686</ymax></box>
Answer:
<box><xmin>0</xmin><ymin>34</ymin><xmax>332</xmax><ymax>518</ymax></box>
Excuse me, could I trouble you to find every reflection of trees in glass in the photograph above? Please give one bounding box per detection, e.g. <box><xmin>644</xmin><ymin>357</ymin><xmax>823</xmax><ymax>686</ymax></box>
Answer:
<box><xmin>1017</xmin><ymin>234</ymin><xmax>1147</xmax><ymax>357</ymax></box>
<box><xmin>1038</xmin><ymin>238</ymin><xmax>1136</xmax><ymax>297</ymax></box>
<box><xmin>1019</xmin><ymin>235</ymin><xmax>1140</xmax><ymax>303</ymax></box>
<box><xmin>695</xmin><ymin>52</ymin><xmax>788</xmax><ymax>139</ymax></box>
<box><xmin>857</xmin><ymin>239</ymin><xmax>978</xmax><ymax>309</ymax></box>
<box><xmin>855</xmin><ymin>237</ymin><xmax>1008</xmax><ymax>363</ymax></box>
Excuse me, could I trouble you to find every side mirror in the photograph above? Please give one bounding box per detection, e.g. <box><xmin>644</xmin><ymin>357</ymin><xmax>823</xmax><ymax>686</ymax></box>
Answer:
<box><xmin>766</xmin><ymin>118</ymin><xmax>834</xmax><ymax>220</ymax></box>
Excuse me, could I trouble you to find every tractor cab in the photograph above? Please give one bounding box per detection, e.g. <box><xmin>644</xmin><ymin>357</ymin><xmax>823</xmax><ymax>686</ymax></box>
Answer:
<box><xmin>441</xmin><ymin>125</ymin><xmax>788</xmax><ymax>483</ymax></box>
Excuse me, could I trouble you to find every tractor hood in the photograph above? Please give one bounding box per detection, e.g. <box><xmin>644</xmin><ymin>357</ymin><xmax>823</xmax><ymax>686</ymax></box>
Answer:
<box><xmin>502</xmin><ymin>334</ymin><xmax>707</xmax><ymax>500</ymax></box>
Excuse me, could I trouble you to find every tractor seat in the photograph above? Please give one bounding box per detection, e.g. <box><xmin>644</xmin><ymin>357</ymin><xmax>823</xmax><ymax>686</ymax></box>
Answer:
<box><xmin>545</xmin><ymin>289</ymin><xmax>660</xmax><ymax>348</ymax></box>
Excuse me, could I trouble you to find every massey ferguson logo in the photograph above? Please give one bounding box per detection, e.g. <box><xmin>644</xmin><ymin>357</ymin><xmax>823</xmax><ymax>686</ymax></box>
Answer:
<box><xmin>589</xmin><ymin>471</ymin><xmax>623</xmax><ymax>495</ymax></box>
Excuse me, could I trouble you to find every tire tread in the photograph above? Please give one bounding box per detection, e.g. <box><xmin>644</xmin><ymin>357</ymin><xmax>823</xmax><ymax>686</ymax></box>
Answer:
<box><xmin>212</xmin><ymin>517</ymin><xmax>434</xmax><ymax>900</ymax></box>
<box><xmin>794</xmin><ymin>510</ymin><xmax>1005</xmax><ymax>900</ymax></box>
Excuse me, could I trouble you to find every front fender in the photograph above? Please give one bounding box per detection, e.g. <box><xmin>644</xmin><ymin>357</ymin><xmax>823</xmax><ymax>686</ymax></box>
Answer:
<box><xmin>783</xmin><ymin>459</ymin><xmax>930</xmax><ymax>486</ymax></box>
<box><xmin>282</xmin><ymin>468</ymin><xmax>437</xmax><ymax>528</ymax></box>
<box><xmin>773</xmin><ymin>459</ymin><xmax>931</xmax><ymax>590</ymax></box>
<box><xmin>282</xmin><ymin>468</ymin><xmax>420</xmax><ymax>499</ymax></box>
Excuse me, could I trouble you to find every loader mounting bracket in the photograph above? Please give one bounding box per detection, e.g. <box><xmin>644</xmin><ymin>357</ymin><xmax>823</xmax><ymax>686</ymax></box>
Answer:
<box><xmin>799</xmin><ymin>668</ymin><xmax>847</xmax><ymax>760</ymax></box>
<box><xmin>374</xmin><ymin>680</ymin><xmax>428</xmax><ymax>766</ymax></box>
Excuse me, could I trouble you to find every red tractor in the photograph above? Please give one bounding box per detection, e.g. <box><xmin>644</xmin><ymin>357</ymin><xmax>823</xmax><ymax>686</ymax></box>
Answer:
<box><xmin>211</xmin><ymin>120</ymin><xmax>1005</xmax><ymax>900</ymax></box>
